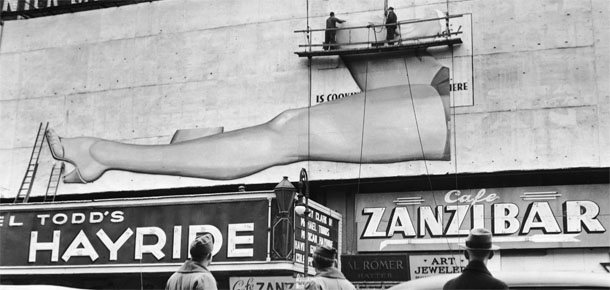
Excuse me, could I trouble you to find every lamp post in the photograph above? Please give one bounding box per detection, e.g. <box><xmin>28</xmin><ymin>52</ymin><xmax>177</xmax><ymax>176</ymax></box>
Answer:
<box><xmin>295</xmin><ymin>168</ymin><xmax>311</xmax><ymax>275</ymax></box>
<box><xmin>272</xmin><ymin>176</ymin><xmax>297</xmax><ymax>260</ymax></box>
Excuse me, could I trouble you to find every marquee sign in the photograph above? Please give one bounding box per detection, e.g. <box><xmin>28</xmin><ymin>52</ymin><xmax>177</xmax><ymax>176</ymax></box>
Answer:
<box><xmin>0</xmin><ymin>193</ymin><xmax>274</xmax><ymax>273</ymax></box>
<box><xmin>1</xmin><ymin>0</ymin><xmax>161</xmax><ymax>18</ymax></box>
<box><xmin>293</xmin><ymin>200</ymin><xmax>341</xmax><ymax>273</ymax></box>
<box><xmin>356</xmin><ymin>184</ymin><xmax>609</xmax><ymax>251</ymax></box>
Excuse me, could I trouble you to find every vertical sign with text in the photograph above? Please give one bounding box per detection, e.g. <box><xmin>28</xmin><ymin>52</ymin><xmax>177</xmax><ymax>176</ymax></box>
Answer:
<box><xmin>294</xmin><ymin>204</ymin><xmax>340</xmax><ymax>272</ymax></box>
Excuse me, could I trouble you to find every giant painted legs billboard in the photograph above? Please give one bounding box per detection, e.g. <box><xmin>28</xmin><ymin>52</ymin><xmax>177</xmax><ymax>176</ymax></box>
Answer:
<box><xmin>31</xmin><ymin>12</ymin><xmax>474</xmax><ymax>194</ymax></box>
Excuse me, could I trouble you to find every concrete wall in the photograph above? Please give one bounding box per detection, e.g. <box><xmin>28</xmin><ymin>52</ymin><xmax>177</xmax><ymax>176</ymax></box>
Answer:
<box><xmin>0</xmin><ymin>0</ymin><xmax>608</xmax><ymax>197</ymax></box>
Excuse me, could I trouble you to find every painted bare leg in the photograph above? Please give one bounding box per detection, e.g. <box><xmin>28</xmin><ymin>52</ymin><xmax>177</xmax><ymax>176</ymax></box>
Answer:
<box><xmin>46</xmin><ymin>129</ymin><xmax>108</xmax><ymax>183</ymax></box>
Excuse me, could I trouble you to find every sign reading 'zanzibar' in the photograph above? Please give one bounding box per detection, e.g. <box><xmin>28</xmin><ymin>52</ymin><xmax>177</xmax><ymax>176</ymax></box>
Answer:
<box><xmin>356</xmin><ymin>184</ymin><xmax>608</xmax><ymax>251</ymax></box>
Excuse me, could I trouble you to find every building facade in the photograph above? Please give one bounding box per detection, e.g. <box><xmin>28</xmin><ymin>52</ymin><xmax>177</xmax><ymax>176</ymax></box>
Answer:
<box><xmin>1</xmin><ymin>0</ymin><xmax>608</xmax><ymax>289</ymax></box>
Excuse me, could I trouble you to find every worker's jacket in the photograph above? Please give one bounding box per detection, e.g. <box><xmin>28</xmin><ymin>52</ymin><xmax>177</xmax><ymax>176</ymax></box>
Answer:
<box><xmin>166</xmin><ymin>260</ymin><xmax>217</xmax><ymax>290</ymax></box>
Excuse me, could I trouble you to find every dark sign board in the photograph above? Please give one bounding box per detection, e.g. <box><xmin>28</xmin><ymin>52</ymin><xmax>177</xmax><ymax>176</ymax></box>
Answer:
<box><xmin>1</xmin><ymin>0</ymin><xmax>162</xmax><ymax>20</ymax></box>
<box><xmin>293</xmin><ymin>201</ymin><xmax>341</xmax><ymax>273</ymax></box>
<box><xmin>341</xmin><ymin>254</ymin><xmax>409</xmax><ymax>281</ymax></box>
<box><xmin>0</xmin><ymin>193</ymin><xmax>271</xmax><ymax>272</ymax></box>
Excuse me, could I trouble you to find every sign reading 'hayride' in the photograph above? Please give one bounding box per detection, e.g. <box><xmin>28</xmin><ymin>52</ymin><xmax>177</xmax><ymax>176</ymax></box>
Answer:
<box><xmin>0</xmin><ymin>194</ymin><xmax>270</xmax><ymax>268</ymax></box>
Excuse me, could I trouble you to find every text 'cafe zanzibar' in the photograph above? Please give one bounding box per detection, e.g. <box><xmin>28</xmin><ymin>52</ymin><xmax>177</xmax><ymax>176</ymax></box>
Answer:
<box><xmin>340</xmin><ymin>184</ymin><xmax>609</xmax><ymax>283</ymax></box>
<box><xmin>0</xmin><ymin>189</ymin><xmax>343</xmax><ymax>289</ymax></box>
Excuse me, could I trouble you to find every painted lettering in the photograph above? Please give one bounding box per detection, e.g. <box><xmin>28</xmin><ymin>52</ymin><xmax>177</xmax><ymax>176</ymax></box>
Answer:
<box><xmin>97</xmin><ymin>228</ymin><xmax>134</xmax><ymax>261</ymax></box>
<box><xmin>360</xmin><ymin>190</ymin><xmax>606</xmax><ymax>239</ymax></box>
<box><xmin>227</xmin><ymin>223</ymin><xmax>254</xmax><ymax>257</ymax></box>
<box><xmin>520</xmin><ymin>202</ymin><xmax>561</xmax><ymax>234</ymax></box>
<box><xmin>445</xmin><ymin>189</ymin><xmax>499</xmax><ymax>205</ymax></box>
<box><xmin>418</xmin><ymin>206</ymin><xmax>443</xmax><ymax>237</ymax></box>
<box><xmin>564</xmin><ymin>201</ymin><xmax>606</xmax><ymax>233</ymax></box>
<box><xmin>9</xmin><ymin>215</ymin><xmax>23</xmax><ymax>226</ymax></box>
<box><xmin>29</xmin><ymin>230</ymin><xmax>61</xmax><ymax>262</ymax></box>
<box><xmin>62</xmin><ymin>230</ymin><xmax>99</xmax><ymax>262</ymax></box>
<box><xmin>386</xmin><ymin>207</ymin><xmax>416</xmax><ymax>237</ymax></box>
<box><xmin>361</xmin><ymin>208</ymin><xmax>387</xmax><ymax>238</ymax></box>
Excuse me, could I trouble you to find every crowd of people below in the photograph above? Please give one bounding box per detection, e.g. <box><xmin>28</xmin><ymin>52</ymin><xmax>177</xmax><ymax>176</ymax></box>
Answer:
<box><xmin>165</xmin><ymin>228</ymin><xmax>507</xmax><ymax>290</ymax></box>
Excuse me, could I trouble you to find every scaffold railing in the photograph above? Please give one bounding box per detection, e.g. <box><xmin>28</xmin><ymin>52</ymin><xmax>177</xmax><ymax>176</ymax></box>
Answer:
<box><xmin>294</xmin><ymin>14</ymin><xmax>464</xmax><ymax>57</ymax></box>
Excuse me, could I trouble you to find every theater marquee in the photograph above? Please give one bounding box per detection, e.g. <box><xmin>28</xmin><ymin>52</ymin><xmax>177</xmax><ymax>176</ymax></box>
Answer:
<box><xmin>356</xmin><ymin>184</ymin><xmax>608</xmax><ymax>251</ymax></box>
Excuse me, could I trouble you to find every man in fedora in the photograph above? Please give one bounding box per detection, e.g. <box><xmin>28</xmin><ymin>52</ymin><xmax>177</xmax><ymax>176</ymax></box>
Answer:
<box><xmin>166</xmin><ymin>233</ymin><xmax>217</xmax><ymax>290</ymax></box>
<box><xmin>305</xmin><ymin>245</ymin><xmax>356</xmax><ymax>290</ymax></box>
<box><xmin>443</xmin><ymin>228</ymin><xmax>508</xmax><ymax>290</ymax></box>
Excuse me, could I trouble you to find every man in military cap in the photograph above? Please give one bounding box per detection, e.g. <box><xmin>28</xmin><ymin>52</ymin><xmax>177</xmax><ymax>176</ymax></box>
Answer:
<box><xmin>443</xmin><ymin>228</ymin><xmax>508</xmax><ymax>290</ymax></box>
<box><xmin>305</xmin><ymin>245</ymin><xmax>356</xmax><ymax>290</ymax></box>
<box><xmin>166</xmin><ymin>233</ymin><xmax>217</xmax><ymax>290</ymax></box>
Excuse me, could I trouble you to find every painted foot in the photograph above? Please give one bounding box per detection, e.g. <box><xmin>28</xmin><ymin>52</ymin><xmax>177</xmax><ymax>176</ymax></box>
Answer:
<box><xmin>64</xmin><ymin>169</ymin><xmax>87</xmax><ymax>183</ymax></box>
<box><xmin>45</xmin><ymin>129</ymin><xmax>107</xmax><ymax>184</ymax></box>
<box><xmin>46</xmin><ymin>129</ymin><xmax>65</xmax><ymax>160</ymax></box>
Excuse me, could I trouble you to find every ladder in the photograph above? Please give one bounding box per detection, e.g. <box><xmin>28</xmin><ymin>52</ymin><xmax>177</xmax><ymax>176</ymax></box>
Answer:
<box><xmin>44</xmin><ymin>162</ymin><xmax>64</xmax><ymax>202</ymax></box>
<box><xmin>14</xmin><ymin>122</ymin><xmax>48</xmax><ymax>203</ymax></box>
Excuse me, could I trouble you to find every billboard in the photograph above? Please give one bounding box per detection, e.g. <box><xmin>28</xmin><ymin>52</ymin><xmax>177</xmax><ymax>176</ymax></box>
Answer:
<box><xmin>356</xmin><ymin>184</ymin><xmax>609</xmax><ymax>251</ymax></box>
<box><xmin>11</xmin><ymin>8</ymin><xmax>476</xmax><ymax>195</ymax></box>
<box><xmin>0</xmin><ymin>0</ymin><xmax>161</xmax><ymax>19</ymax></box>
<box><xmin>0</xmin><ymin>193</ymin><xmax>274</xmax><ymax>273</ymax></box>
<box><xmin>0</xmin><ymin>191</ymin><xmax>342</xmax><ymax>274</ymax></box>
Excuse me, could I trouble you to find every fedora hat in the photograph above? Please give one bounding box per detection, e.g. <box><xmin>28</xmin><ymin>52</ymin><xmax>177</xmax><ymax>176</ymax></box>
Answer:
<box><xmin>460</xmin><ymin>228</ymin><xmax>499</xmax><ymax>250</ymax></box>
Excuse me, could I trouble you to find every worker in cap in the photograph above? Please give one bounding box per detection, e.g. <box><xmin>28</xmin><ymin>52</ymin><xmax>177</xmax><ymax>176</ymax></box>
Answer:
<box><xmin>305</xmin><ymin>245</ymin><xmax>356</xmax><ymax>290</ymax></box>
<box><xmin>166</xmin><ymin>233</ymin><xmax>217</xmax><ymax>290</ymax></box>
<box><xmin>443</xmin><ymin>228</ymin><xmax>508</xmax><ymax>290</ymax></box>
<box><xmin>385</xmin><ymin>6</ymin><xmax>398</xmax><ymax>45</ymax></box>
<box><xmin>325</xmin><ymin>11</ymin><xmax>346</xmax><ymax>50</ymax></box>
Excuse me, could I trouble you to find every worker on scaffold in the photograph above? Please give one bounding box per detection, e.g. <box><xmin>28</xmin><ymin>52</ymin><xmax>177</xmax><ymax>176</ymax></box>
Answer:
<box><xmin>385</xmin><ymin>7</ymin><xmax>398</xmax><ymax>45</ymax></box>
<box><xmin>324</xmin><ymin>12</ymin><xmax>346</xmax><ymax>50</ymax></box>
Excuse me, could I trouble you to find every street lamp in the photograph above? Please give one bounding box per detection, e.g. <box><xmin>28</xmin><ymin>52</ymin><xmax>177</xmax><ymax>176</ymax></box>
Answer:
<box><xmin>275</xmin><ymin>176</ymin><xmax>296</xmax><ymax>214</ymax></box>
<box><xmin>272</xmin><ymin>176</ymin><xmax>297</xmax><ymax>260</ymax></box>
<box><xmin>296</xmin><ymin>169</ymin><xmax>310</xmax><ymax>215</ymax></box>
<box><xmin>296</xmin><ymin>168</ymin><xmax>311</xmax><ymax>275</ymax></box>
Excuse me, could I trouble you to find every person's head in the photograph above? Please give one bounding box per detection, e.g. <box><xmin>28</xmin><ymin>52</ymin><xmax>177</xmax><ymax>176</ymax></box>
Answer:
<box><xmin>190</xmin><ymin>233</ymin><xmax>214</xmax><ymax>265</ymax></box>
<box><xmin>388</xmin><ymin>7</ymin><xmax>394</xmax><ymax>11</ymax></box>
<box><xmin>461</xmin><ymin>228</ymin><xmax>498</xmax><ymax>263</ymax></box>
<box><xmin>312</xmin><ymin>245</ymin><xmax>337</xmax><ymax>270</ymax></box>
<box><xmin>330</xmin><ymin>12</ymin><xmax>335</xmax><ymax>17</ymax></box>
